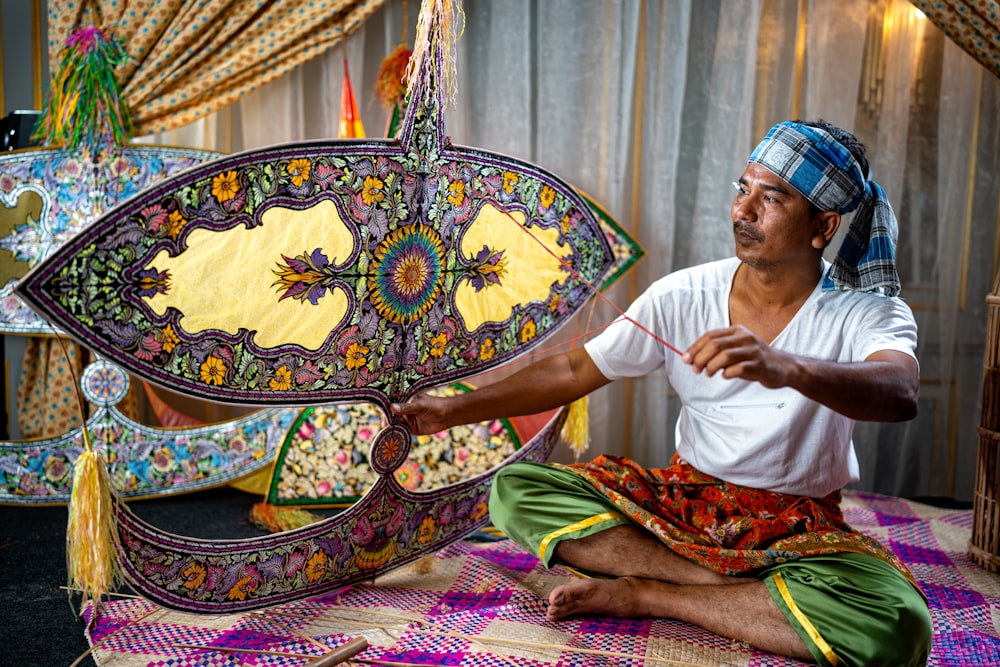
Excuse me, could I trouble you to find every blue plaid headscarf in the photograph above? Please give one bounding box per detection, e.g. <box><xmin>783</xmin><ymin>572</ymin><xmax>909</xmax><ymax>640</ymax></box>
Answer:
<box><xmin>748</xmin><ymin>121</ymin><xmax>900</xmax><ymax>297</ymax></box>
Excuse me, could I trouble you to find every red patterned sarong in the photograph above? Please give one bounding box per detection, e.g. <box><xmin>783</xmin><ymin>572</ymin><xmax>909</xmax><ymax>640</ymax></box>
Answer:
<box><xmin>558</xmin><ymin>453</ymin><xmax>915</xmax><ymax>584</ymax></box>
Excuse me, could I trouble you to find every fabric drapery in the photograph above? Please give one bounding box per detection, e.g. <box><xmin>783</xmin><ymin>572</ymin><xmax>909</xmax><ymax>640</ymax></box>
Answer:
<box><xmin>910</xmin><ymin>0</ymin><xmax>1000</xmax><ymax>79</ymax></box>
<box><xmin>46</xmin><ymin>0</ymin><xmax>387</xmax><ymax>136</ymax></box>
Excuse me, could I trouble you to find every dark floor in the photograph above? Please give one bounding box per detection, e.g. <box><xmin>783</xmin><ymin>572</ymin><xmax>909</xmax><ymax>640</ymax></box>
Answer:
<box><xmin>0</xmin><ymin>487</ymin><xmax>270</xmax><ymax>667</ymax></box>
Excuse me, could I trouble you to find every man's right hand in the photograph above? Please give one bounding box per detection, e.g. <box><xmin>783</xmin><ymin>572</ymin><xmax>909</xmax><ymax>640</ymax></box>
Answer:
<box><xmin>390</xmin><ymin>393</ymin><xmax>454</xmax><ymax>435</ymax></box>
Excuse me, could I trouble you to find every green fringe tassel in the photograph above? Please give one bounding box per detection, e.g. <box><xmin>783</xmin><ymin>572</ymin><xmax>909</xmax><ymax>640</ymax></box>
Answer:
<box><xmin>33</xmin><ymin>24</ymin><xmax>133</xmax><ymax>155</ymax></box>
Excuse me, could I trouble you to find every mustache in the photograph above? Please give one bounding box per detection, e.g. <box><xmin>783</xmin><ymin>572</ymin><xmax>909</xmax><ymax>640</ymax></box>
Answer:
<box><xmin>732</xmin><ymin>221</ymin><xmax>763</xmax><ymax>241</ymax></box>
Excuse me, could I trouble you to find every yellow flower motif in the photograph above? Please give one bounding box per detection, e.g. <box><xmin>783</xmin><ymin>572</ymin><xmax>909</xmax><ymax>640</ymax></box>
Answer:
<box><xmin>429</xmin><ymin>332</ymin><xmax>448</xmax><ymax>358</ymax></box>
<box><xmin>44</xmin><ymin>456</ymin><xmax>68</xmax><ymax>483</ymax></box>
<box><xmin>361</xmin><ymin>175</ymin><xmax>385</xmax><ymax>205</ymax></box>
<box><xmin>539</xmin><ymin>185</ymin><xmax>556</xmax><ymax>209</ymax></box>
<box><xmin>166</xmin><ymin>210</ymin><xmax>186</xmax><ymax>240</ymax></box>
<box><xmin>161</xmin><ymin>323</ymin><xmax>180</xmax><ymax>354</ymax></box>
<box><xmin>152</xmin><ymin>447</ymin><xmax>174</xmax><ymax>473</ymax></box>
<box><xmin>503</xmin><ymin>171</ymin><xmax>518</xmax><ymax>194</ymax></box>
<box><xmin>479</xmin><ymin>338</ymin><xmax>496</xmax><ymax>361</ymax></box>
<box><xmin>269</xmin><ymin>365</ymin><xmax>292</xmax><ymax>391</ymax></box>
<box><xmin>287</xmin><ymin>158</ymin><xmax>311</xmax><ymax>187</ymax></box>
<box><xmin>182</xmin><ymin>563</ymin><xmax>207</xmax><ymax>590</ymax></box>
<box><xmin>345</xmin><ymin>341</ymin><xmax>369</xmax><ymax>371</ymax></box>
<box><xmin>560</xmin><ymin>213</ymin><xmax>573</xmax><ymax>235</ymax></box>
<box><xmin>520</xmin><ymin>319</ymin><xmax>536</xmax><ymax>343</ymax></box>
<box><xmin>227</xmin><ymin>574</ymin><xmax>258</xmax><ymax>601</ymax></box>
<box><xmin>199</xmin><ymin>355</ymin><xmax>226</xmax><ymax>386</ymax></box>
<box><xmin>549</xmin><ymin>293</ymin><xmax>561</xmax><ymax>312</ymax></box>
<box><xmin>211</xmin><ymin>170</ymin><xmax>240</xmax><ymax>203</ymax></box>
<box><xmin>447</xmin><ymin>180</ymin><xmax>465</xmax><ymax>206</ymax></box>
<box><xmin>417</xmin><ymin>515</ymin><xmax>437</xmax><ymax>545</ymax></box>
<box><xmin>305</xmin><ymin>550</ymin><xmax>329</xmax><ymax>584</ymax></box>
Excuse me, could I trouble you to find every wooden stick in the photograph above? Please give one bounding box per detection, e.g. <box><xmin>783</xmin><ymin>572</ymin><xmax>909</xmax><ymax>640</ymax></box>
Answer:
<box><xmin>61</xmin><ymin>586</ymin><xmax>144</xmax><ymax>600</ymax></box>
<box><xmin>265</xmin><ymin>607</ymin><xmax>723</xmax><ymax>667</ymax></box>
<box><xmin>172</xmin><ymin>643</ymin><xmax>317</xmax><ymax>659</ymax></box>
<box><xmin>173</xmin><ymin>638</ymin><xmax>369</xmax><ymax>666</ymax></box>
<box><xmin>351</xmin><ymin>659</ymin><xmax>473</xmax><ymax>667</ymax></box>
<box><xmin>302</xmin><ymin>637</ymin><xmax>368</xmax><ymax>666</ymax></box>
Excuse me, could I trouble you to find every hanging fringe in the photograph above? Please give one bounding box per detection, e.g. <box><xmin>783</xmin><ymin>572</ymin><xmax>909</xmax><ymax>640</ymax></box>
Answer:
<box><xmin>404</xmin><ymin>0</ymin><xmax>464</xmax><ymax>112</ymax></box>
<box><xmin>249</xmin><ymin>502</ymin><xmax>326</xmax><ymax>533</ymax></box>
<box><xmin>33</xmin><ymin>23</ymin><xmax>133</xmax><ymax>155</ymax></box>
<box><xmin>375</xmin><ymin>43</ymin><xmax>413</xmax><ymax>109</ymax></box>
<box><xmin>66</xmin><ymin>443</ymin><xmax>122</xmax><ymax>614</ymax></box>
<box><xmin>561</xmin><ymin>396</ymin><xmax>590</xmax><ymax>461</ymax></box>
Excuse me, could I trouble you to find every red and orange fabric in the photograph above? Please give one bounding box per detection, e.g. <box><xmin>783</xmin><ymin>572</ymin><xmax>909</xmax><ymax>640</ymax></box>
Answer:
<box><xmin>560</xmin><ymin>453</ymin><xmax>916</xmax><ymax>584</ymax></box>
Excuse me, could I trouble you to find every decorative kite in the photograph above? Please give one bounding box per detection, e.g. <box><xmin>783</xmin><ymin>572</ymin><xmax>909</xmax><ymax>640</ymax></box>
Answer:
<box><xmin>0</xmin><ymin>359</ymin><xmax>297</xmax><ymax>504</ymax></box>
<box><xmin>0</xmin><ymin>145</ymin><xmax>223</xmax><ymax>334</ymax></box>
<box><xmin>16</xmin><ymin>0</ymin><xmax>641</xmax><ymax>613</ymax></box>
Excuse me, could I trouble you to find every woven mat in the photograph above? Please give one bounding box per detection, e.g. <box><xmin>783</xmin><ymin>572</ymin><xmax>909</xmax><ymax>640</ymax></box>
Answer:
<box><xmin>82</xmin><ymin>491</ymin><xmax>1000</xmax><ymax>666</ymax></box>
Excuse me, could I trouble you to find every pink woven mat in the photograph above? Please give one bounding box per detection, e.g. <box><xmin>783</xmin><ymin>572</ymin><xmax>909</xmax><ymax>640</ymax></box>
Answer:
<box><xmin>82</xmin><ymin>491</ymin><xmax>1000</xmax><ymax>666</ymax></box>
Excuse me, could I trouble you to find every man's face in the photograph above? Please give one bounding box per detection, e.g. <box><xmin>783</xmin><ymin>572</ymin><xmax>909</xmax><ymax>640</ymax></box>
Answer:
<box><xmin>730</xmin><ymin>163</ymin><xmax>822</xmax><ymax>269</ymax></box>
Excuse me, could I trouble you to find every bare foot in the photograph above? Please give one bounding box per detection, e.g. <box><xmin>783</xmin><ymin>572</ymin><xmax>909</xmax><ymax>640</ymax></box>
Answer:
<box><xmin>547</xmin><ymin>577</ymin><xmax>652</xmax><ymax>621</ymax></box>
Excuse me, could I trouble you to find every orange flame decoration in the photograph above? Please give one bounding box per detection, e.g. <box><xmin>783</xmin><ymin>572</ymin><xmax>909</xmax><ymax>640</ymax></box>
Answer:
<box><xmin>339</xmin><ymin>57</ymin><xmax>366</xmax><ymax>139</ymax></box>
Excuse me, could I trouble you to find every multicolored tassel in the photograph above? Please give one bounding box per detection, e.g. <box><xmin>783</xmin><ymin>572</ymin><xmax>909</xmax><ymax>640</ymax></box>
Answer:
<box><xmin>33</xmin><ymin>24</ymin><xmax>133</xmax><ymax>156</ymax></box>
<box><xmin>404</xmin><ymin>0</ymin><xmax>463</xmax><ymax>111</ymax></box>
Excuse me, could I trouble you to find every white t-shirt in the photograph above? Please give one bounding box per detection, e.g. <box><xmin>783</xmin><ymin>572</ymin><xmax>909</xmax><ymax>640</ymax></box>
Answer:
<box><xmin>584</xmin><ymin>257</ymin><xmax>918</xmax><ymax>498</ymax></box>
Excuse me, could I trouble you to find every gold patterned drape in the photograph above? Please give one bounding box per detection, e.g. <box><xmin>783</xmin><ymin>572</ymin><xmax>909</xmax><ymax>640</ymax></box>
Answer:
<box><xmin>47</xmin><ymin>0</ymin><xmax>387</xmax><ymax>136</ymax></box>
<box><xmin>910</xmin><ymin>0</ymin><xmax>1000</xmax><ymax>79</ymax></box>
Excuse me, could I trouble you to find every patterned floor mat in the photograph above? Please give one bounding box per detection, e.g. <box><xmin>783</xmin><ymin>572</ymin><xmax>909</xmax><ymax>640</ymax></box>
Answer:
<box><xmin>81</xmin><ymin>491</ymin><xmax>1000</xmax><ymax>666</ymax></box>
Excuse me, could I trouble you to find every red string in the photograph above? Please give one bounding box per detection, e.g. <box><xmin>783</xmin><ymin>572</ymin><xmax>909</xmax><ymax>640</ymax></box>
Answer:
<box><xmin>495</xmin><ymin>204</ymin><xmax>685</xmax><ymax>358</ymax></box>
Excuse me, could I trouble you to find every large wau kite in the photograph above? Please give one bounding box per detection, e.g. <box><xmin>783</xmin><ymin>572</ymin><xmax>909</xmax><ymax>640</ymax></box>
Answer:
<box><xmin>16</xmin><ymin>0</ymin><xmax>641</xmax><ymax>613</ymax></box>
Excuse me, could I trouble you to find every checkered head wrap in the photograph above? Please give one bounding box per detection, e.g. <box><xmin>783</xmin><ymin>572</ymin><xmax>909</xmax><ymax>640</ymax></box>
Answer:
<box><xmin>749</xmin><ymin>121</ymin><xmax>901</xmax><ymax>297</ymax></box>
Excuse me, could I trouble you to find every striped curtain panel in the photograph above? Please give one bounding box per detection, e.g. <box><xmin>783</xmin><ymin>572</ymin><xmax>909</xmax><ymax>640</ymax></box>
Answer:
<box><xmin>910</xmin><ymin>0</ymin><xmax>1000</xmax><ymax>78</ymax></box>
<box><xmin>47</xmin><ymin>0</ymin><xmax>386</xmax><ymax>136</ymax></box>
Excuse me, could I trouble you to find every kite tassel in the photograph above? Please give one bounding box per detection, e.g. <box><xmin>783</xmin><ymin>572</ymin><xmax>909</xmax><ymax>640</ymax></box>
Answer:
<box><xmin>66</xmin><ymin>444</ymin><xmax>122</xmax><ymax>614</ymax></box>
<box><xmin>33</xmin><ymin>23</ymin><xmax>133</xmax><ymax>154</ymax></box>
<box><xmin>249</xmin><ymin>502</ymin><xmax>325</xmax><ymax>533</ymax></box>
<box><xmin>375</xmin><ymin>43</ymin><xmax>413</xmax><ymax>109</ymax></box>
<box><xmin>561</xmin><ymin>396</ymin><xmax>590</xmax><ymax>461</ymax></box>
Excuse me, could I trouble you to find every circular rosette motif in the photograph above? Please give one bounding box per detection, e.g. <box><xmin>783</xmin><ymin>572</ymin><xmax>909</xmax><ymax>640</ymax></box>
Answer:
<box><xmin>81</xmin><ymin>360</ymin><xmax>130</xmax><ymax>407</ymax></box>
<box><xmin>369</xmin><ymin>424</ymin><xmax>412</xmax><ymax>475</ymax></box>
<box><xmin>368</xmin><ymin>223</ymin><xmax>445</xmax><ymax>325</ymax></box>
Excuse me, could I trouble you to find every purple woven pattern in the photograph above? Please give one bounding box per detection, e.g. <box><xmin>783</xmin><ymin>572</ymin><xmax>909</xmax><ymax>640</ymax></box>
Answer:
<box><xmin>85</xmin><ymin>491</ymin><xmax>999</xmax><ymax>666</ymax></box>
<box><xmin>842</xmin><ymin>492</ymin><xmax>1000</xmax><ymax>667</ymax></box>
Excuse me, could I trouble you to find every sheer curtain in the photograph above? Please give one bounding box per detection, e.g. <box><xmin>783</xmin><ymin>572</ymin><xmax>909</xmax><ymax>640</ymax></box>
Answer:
<box><xmin>143</xmin><ymin>0</ymin><xmax>1000</xmax><ymax>500</ymax></box>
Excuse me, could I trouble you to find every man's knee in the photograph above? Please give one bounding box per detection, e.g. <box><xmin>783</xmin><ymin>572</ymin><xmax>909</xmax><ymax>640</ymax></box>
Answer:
<box><xmin>487</xmin><ymin>466</ymin><xmax>518</xmax><ymax>532</ymax></box>
<box><xmin>830</xmin><ymin>588</ymin><xmax>931</xmax><ymax>667</ymax></box>
<box><xmin>764</xmin><ymin>554</ymin><xmax>931</xmax><ymax>667</ymax></box>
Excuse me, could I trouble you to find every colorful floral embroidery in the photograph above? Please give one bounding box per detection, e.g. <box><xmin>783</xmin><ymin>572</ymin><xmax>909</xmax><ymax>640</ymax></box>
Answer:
<box><xmin>369</xmin><ymin>223</ymin><xmax>446</xmax><ymax>325</ymax></box>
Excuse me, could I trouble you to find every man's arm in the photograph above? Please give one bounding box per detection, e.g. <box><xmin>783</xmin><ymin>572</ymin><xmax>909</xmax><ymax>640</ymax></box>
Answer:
<box><xmin>684</xmin><ymin>325</ymin><xmax>919</xmax><ymax>422</ymax></box>
<box><xmin>391</xmin><ymin>347</ymin><xmax>611</xmax><ymax>435</ymax></box>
